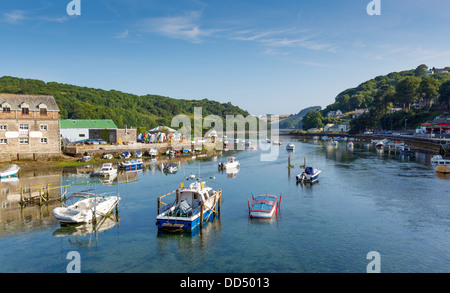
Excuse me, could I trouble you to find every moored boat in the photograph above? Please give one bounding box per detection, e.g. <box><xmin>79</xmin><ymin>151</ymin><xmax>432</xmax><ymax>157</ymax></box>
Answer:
<box><xmin>286</xmin><ymin>143</ymin><xmax>295</xmax><ymax>150</ymax></box>
<box><xmin>149</xmin><ymin>147</ymin><xmax>158</xmax><ymax>157</ymax></box>
<box><xmin>103</xmin><ymin>154</ymin><xmax>113</xmax><ymax>160</ymax></box>
<box><xmin>435</xmin><ymin>159</ymin><xmax>450</xmax><ymax>174</ymax></box>
<box><xmin>134</xmin><ymin>150</ymin><xmax>143</xmax><ymax>158</ymax></box>
<box><xmin>296</xmin><ymin>167</ymin><xmax>321</xmax><ymax>183</ymax></box>
<box><xmin>248</xmin><ymin>194</ymin><xmax>281</xmax><ymax>219</ymax></box>
<box><xmin>431</xmin><ymin>155</ymin><xmax>443</xmax><ymax>164</ymax></box>
<box><xmin>99</xmin><ymin>163</ymin><xmax>117</xmax><ymax>177</ymax></box>
<box><xmin>0</xmin><ymin>164</ymin><xmax>20</xmax><ymax>178</ymax></box>
<box><xmin>52</xmin><ymin>193</ymin><xmax>120</xmax><ymax>225</ymax></box>
<box><xmin>156</xmin><ymin>175</ymin><xmax>222</xmax><ymax>231</ymax></box>
<box><xmin>118</xmin><ymin>159</ymin><xmax>143</xmax><ymax>171</ymax></box>
<box><xmin>163</xmin><ymin>163</ymin><xmax>178</xmax><ymax>174</ymax></box>
<box><xmin>120</xmin><ymin>151</ymin><xmax>131</xmax><ymax>159</ymax></box>
<box><xmin>218</xmin><ymin>157</ymin><xmax>240</xmax><ymax>170</ymax></box>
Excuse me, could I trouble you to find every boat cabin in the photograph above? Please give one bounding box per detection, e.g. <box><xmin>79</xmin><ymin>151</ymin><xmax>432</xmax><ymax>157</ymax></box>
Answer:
<box><xmin>178</xmin><ymin>181</ymin><xmax>215</xmax><ymax>211</ymax></box>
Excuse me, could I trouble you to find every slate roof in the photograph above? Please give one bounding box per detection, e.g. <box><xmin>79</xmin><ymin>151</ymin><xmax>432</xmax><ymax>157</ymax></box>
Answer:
<box><xmin>0</xmin><ymin>94</ymin><xmax>59</xmax><ymax>111</ymax></box>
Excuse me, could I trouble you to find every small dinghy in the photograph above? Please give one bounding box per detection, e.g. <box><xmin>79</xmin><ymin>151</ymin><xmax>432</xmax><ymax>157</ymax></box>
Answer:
<box><xmin>52</xmin><ymin>194</ymin><xmax>120</xmax><ymax>225</ymax></box>
<box><xmin>0</xmin><ymin>164</ymin><xmax>20</xmax><ymax>178</ymax></box>
<box><xmin>163</xmin><ymin>163</ymin><xmax>178</xmax><ymax>174</ymax></box>
<box><xmin>248</xmin><ymin>194</ymin><xmax>281</xmax><ymax>219</ymax></box>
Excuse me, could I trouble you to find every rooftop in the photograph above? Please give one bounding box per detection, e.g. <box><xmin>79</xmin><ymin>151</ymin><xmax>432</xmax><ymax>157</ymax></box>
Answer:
<box><xmin>0</xmin><ymin>93</ymin><xmax>59</xmax><ymax>111</ymax></box>
<box><xmin>60</xmin><ymin>119</ymin><xmax>118</xmax><ymax>129</ymax></box>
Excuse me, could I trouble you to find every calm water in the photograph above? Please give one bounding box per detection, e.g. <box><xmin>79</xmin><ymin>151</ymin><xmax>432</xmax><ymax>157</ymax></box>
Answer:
<box><xmin>1</xmin><ymin>138</ymin><xmax>449</xmax><ymax>273</ymax></box>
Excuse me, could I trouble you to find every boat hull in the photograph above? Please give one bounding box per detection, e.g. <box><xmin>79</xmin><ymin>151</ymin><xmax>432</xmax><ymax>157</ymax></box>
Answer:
<box><xmin>249</xmin><ymin>194</ymin><xmax>279</xmax><ymax>219</ymax></box>
<box><xmin>435</xmin><ymin>160</ymin><xmax>450</xmax><ymax>174</ymax></box>
<box><xmin>156</xmin><ymin>209</ymin><xmax>214</xmax><ymax>231</ymax></box>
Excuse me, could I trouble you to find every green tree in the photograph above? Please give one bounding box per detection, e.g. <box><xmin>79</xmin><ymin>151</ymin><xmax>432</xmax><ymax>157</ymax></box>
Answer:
<box><xmin>302</xmin><ymin>111</ymin><xmax>324</xmax><ymax>131</ymax></box>
<box><xmin>439</xmin><ymin>80</ymin><xmax>450</xmax><ymax>110</ymax></box>
<box><xmin>414</xmin><ymin>64</ymin><xmax>428</xmax><ymax>77</ymax></box>
<box><xmin>418</xmin><ymin>77</ymin><xmax>440</xmax><ymax>108</ymax></box>
<box><xmin>395</xmin><ymin>76</ymin><xmax>421</xmax><ymax>110</ymax></box>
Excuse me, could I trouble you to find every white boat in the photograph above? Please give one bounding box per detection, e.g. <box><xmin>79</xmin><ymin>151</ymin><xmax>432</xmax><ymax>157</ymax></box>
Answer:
<box><xmin>375</xmin><ymin>141</ymin><xmax>384</xmax><ymax>149</ymax></box>
<box><xmin>435</xmin><ymin>159</ymin><xmax>450</xmax><ymax>174</ymax></box>
<box><xmin>296</xmin><ymin>167</ymin><xmax>321</xmax><ymax>183</ymax></box>
<box><xmin>79</xmin><ymin>156</ymin><xmax>92</xmax><ymax>162</ymax></box>
<box><xmin>103</xmin><ymin>154</ymin><xmax>113</xmax><ymax>160</ymax></box>
<box><xmin>149</xmin><ymin>147</ymin><xmax>158</xmax><ymax>157</ymax></box>
<box><xmin>431</xmin><ymin>155</ymin><xmax>443</xmax><ymax>164</ymax></box>
<box><xmin>156</xmin><ymin>175</ymin><xmax>222</xmax><ymax>231</ymax></box>
<box><xmin>0</xmin><ymin>164</ymin><xmax>20</xmax><ymax>178</ymax></box>
<box><xmin>52</xmin><ymin>194</ymin><xmax>120</xmax><ymax>224</ymax></box>
<box><xmin>286</xmin><ymin>143</ymin><xmax>295</xmax><ymax>150</ymax></box>
<box><xmin>321</xmin><ymin>136</ymin><xmax>328</xmax><ymax>141</ymax></box>
<box><xmin>312</xmin><ymin>136</ymin><xmax>319</xmax><ymax>141</ymax></box>
<box><xmin>218</xmin><ymin>157</ymin><xmax>240</xmax><ymax>170</ymax></box>
<box><xmin>331</xmin><ymin>140</ymin><xmax>338</xmax><ymax>146</ymax></box>
<box><xmin>99</xmin><ymin>163</ymin><xmax>117</xmax><ymax>177</ymax></box>
<box><xmin>134</xmin><ymin>150</ymin><xmax>143</xmax><ymax>158</ymax></box>
<box><xmin>272</xmin><ymin>140</ymin><xmax>282</xmax><ymax>145</ymax></box>
<box><xmin>347</xmin><ymin>141</ymin><xmax>354</xmax><ymax>148</ymax></box>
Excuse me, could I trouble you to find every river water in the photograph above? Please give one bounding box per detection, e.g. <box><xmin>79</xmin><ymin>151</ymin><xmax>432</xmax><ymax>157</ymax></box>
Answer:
<box><xmin>1</xmin><ymin>138</ymin><xmax>449</xmax><ymax>273</ymax></box>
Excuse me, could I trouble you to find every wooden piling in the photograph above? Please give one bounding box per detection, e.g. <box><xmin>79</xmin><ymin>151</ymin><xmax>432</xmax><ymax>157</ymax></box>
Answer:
<box><xmin>200</xmin><ymin>201</ymin><xmax>204</xmax><ymax>229</ymax></box>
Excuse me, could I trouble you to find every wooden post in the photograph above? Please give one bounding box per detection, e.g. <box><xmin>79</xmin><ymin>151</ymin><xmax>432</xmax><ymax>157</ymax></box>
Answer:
<box><xmin>200</xmin><ymin>201</ymin><xmax>204</xmax><ymax>229</ymax></box>
<box><xmin>218</xmin><ymin>190</ymin><xmax>222</xmax><ymax>217</ymax></box>
<box><xmin>157</xmin><ymin>197</ymin><xmax>161</xmax><ymax>215</ymax></box>
<box><xmin>20</xmin><ymin>188</ymin><xmax>24</xmax><ymax>206</ymax></box>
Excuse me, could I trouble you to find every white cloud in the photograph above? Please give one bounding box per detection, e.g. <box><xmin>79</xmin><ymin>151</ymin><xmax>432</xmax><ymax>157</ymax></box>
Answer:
<box><xmin>115</xmin><ymin>29</ymin><xmax>129</xmax><ymax>39</ymax></box>
<box><xmin>1</xmin><ymin>10</ymin><xmax>27</xmax><ymax>24</ymax></box>
<box><xmin>140</xmin><ymin>11</ymin><xmax>214</xmax><ymax>43</ymax></box>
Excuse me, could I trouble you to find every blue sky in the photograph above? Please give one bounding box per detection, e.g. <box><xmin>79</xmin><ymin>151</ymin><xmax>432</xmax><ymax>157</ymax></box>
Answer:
<box><xmin>1</xmin><ymin>0</ymin><xmax>450</xmax><ymax>115</ymax></box>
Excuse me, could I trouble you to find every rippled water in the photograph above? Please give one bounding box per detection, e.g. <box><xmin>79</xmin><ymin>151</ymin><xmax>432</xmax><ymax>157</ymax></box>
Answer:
<box><xmin>1</xmin><ymin>138</ymin><xmax>449</xmax><ymax>273</ymax></box>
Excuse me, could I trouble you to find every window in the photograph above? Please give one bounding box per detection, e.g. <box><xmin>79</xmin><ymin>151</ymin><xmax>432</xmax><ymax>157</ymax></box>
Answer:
<box><xmin>0</xmin><ymin>139</ymin><xmax>7</xmax><ymax>144</ymax></box>
<box><xmin>40</xmin><ymin>138</ymin><xmax>48</xmax><ymax>144</ymax></box>
<box><xmin>19</xmin><ymin>138</ymin><xmax>29</xmax><ymax>144</ymax></box>
<box><xmin>19</xmin><ymin>124</ymin><xmax>29</xmax><ymax>135</ymax></box>
<box><xmin>0</xmin><ymin>125</ymin><xmax>7</xmax><ymax>131</ymax></box>
<box><xmin>22</xmin><ymin>108</ymin><xmax>29</xmax><ymax>115</ymax></box>
<box><xmin>79</xmin><ymin>134</ymin><xmax>86</xmax><ymax>137</ymax></box>
<box><xmin>40</xmin><ymin>125</ymin><xmax>48</xmax><ymax>131</ymax></box>
<box><xmin>2</xmin><ymin>107</ymin><xmax>10</xmax><ymax>113</ymax></box>
<box><xmin>40</xmin><ymin>108</ymin><xmax>47</xmax><ymax>115</ymax></box>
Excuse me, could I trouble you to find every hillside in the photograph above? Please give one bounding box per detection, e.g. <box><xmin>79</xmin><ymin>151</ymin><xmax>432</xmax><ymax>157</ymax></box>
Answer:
<box><xmin>0</xmin><ymin>76</ymin><xmax>249</xmax><ymax>130</ymax></box>
<box><xmin>279</xmin><ymin>106</ymin><xmax>322</xmax><ymax>129</ymax></box>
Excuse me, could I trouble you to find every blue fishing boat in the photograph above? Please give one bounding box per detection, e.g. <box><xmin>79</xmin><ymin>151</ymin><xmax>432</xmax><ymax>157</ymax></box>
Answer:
<box><xmin>117</xmin><ymin>159</ymin><xmax>143</xmax><ymax>171</ymax></box>
<box><xmin>156</xmin><ymin>175</ymin><xmax>222</xmax><ymax>231</ymax></box>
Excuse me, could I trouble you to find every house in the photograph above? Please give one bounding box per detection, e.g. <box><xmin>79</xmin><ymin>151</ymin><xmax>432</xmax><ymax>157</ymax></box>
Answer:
<box><xmin>328</xmin><ymin>122</ymin><xmax>350</xmax><ymax>133</ymax></box>
<box><xmin>0</xmin><ymin>94</ymin><xmax>60</xmax><ymax>161</ymax></box>
<box><xmin>352</xmin><ymin>108</ymin><xmax>369</xmax><ymax>119</ymax></box>
<box><xmin>427</xmin><ymin>68</ymin><xmax>449</xmax><ymax>75</ymax></box>
<box><xmin>324</xmin><ymin>124</ymin><xmax>335</xmax><ymax>132</ymax></box>
<box><xmin>60</xmin><ymin>119</ymin><xmax>118</xmax><ymax>143</ymax></box>
<box><xmin>326</xmin><ymin>110</ymin><xmax>344</xmax><ymax>119</ymax></box>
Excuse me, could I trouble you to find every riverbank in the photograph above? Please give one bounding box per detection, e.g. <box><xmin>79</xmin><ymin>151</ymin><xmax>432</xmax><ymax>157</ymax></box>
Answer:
<box><xmin>287</xmin><ymin>131</ymin><xmax>449</xmax><ymax>154</ymax></box>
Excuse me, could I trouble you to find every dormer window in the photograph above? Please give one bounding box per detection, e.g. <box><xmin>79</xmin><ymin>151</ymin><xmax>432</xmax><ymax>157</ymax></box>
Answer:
<box><xmin>39</xmin><ymin>103</ymin><xmax>48</xmax><ymax>115</ymax></box>
<box><xmin>1</xmin><ymin>102</ymin><xmax>11</xmax><ymax>113</ymax></box>
<box><xmin>20</xmin><ymin>102</ymin><xmax>30</xmax><ymax>115</ymax></box>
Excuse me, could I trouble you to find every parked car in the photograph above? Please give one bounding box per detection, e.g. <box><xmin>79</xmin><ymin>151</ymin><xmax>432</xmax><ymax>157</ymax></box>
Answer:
<box><xmin>93</xmin><ymin>139</ymin><xmax>107</xmax><ymax>145</ymax></box>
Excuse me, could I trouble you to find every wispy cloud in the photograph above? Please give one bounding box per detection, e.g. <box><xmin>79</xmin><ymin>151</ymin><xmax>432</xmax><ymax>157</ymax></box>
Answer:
<box><xmin>140</xmin><ymin>11</ymin><xmax>215</xmax><ymax>43</ymax></box>
<box><xmin>230</xmin><ymin>28</ymin><xmax>336</xmax><ymax>53</ymax></box>
<box><xmin>115</xmin><ymin>29</ymin><xmax>129</xmax><ymax>39</ymax></box>
<box><xmin>0</xmin><ymin>9</ymin><xmax>68</xmax><ymax>24</ymax></box>
<box><xmin>0</xmin><ymin>10</ymin><xmax>27</xmax><ymax>24</ymax></box>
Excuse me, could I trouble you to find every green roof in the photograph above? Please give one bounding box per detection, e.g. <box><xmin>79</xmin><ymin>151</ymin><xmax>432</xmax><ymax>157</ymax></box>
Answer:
<box><xmin>60</xmin><ymin>119</ymin><xmax>118</xmax><ymax>129</ymax></box>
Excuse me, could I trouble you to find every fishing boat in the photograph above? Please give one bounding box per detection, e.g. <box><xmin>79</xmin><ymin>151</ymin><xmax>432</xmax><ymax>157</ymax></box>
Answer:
<box><xmin>99</xmin><ymin>163</ymin><xmax>117</xmax><ymax>177</ymax></box>
<box><xmin>431</xmin><ymin>155</ymin><xmax>443</xmax><ymax>164</ymax></box>
<box><xmin>375</xmin><ymin>141</ymin><xmax>384</xmax><ymax>149</ymax></box>
<box><xmin>248</xmin><ymin>194</ymin><xmax>281</xmax><ymax>219</ymax></box>
<box><xmin>296</xmin><ymin>167</ymin><xmax>321</xmax><ymax>183</ymax></box>
<box><xmin>163</xmin><ymin>163</ymin><xmax>178</xmax><ymax>174</ymax></box>
<box><xmin>156</xmin><ymin>175</ymin><xmax>222</xmax><ymax>231</ymax></box>
<box><xmin>218</xmin><ymin>157</ymin><xmax>240</xmax><ymax>170</ymax></box>
<box><xmin>117</xmin><ymin>159</ymin><xmax>143</xmax><ymax>171</ymax></box>
<box><xmin>52</xmin><ymin>193</ymin><xmax>120</xmax><ymax>225</ymax></box>
<box><xmin>435</xmin><ymin>159</ymin><xmax>450</xmax><ymax>174</ymax></box>
<box><xmin>134</xmin><ymin>150</ymin><xmax>143</xmax><ymax>158</ymax></box>
<box><xmin>0</xmin><ymin>164</ymin><xmax>20</xmax><ymax>178</ymax></box>
<box><xmin>120</xmin><ymin>151</ymin><xmax>131</xmax><ymax>159</ymax></box>
<box><xmin>149</xmin><ymin>147</ymin><xmax>158</xmax><ymax>157</ymax></box>
<box><xmin>399</xmin><ymin>145</ymin><xmax>414</xmax><ymax>156</ymax></box>
<box><xmin>286</xmin><ymin>143</ymin><xmax>295</xmax><ymax>150</ymax></box>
